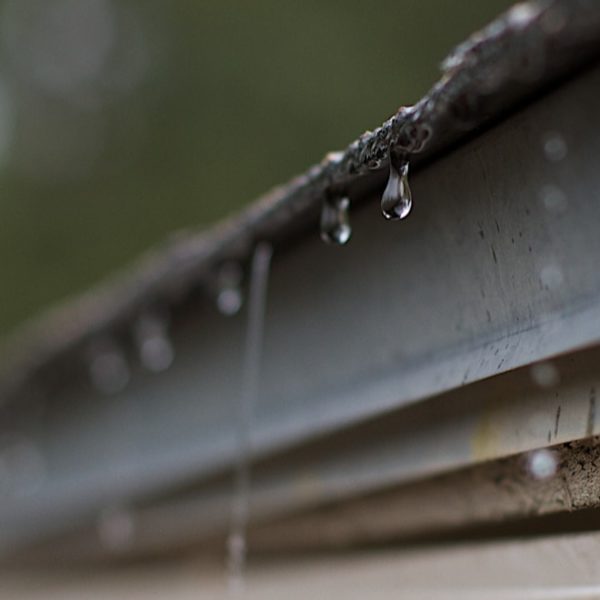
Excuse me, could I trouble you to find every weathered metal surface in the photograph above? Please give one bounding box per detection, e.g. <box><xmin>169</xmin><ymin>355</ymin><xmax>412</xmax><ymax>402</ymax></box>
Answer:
<box><xmin>5</xmin><ymin>530</ymin><xmax>600</xmax><ymax>599</ymax></box>
<box><xmin>1</xmin><ymin>0</ymin><xmax>599</xmax><ymax>406</ymax></box>
<box><xmin>20</xmin><ymin>343</ymin><xmax>600</xmax><ymax>560</ymax></box>
<box><xmin>249</xmin><ymin>438</ymin><xmax>600</xmax><ymax>552</ymax></box>
<box><xmin>1</xmin><ymin>59</ymin><xmax>600</xmax><ymax>556</ymax></box>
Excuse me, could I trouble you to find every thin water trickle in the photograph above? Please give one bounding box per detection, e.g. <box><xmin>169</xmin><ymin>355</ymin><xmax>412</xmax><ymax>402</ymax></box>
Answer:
<box><xmin>381</xmin><ymin>151</ymin><xmax>412</xmax><ymax>220</ymax></box>
<box><xmin>227</xmin><ymin>242</ymin><xmax>273</xmax><ymax>597</ymax></box>
<box><xmin>320</xmin><ymin>196</ymin><xmax>351</xmax><ymax>245</ymax></box>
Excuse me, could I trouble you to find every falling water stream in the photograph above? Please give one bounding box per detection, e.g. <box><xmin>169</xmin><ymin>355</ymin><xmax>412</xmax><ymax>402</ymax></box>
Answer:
<box><xmin>227</xmin><ymin>242</ymin><xmax>273</xmax><ymax>597</ymax></box>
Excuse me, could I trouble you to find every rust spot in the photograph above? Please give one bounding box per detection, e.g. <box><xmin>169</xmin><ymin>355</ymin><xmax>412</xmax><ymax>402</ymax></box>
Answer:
<box><xmin>472</xmin><ymin>405</ymin><xmax>500</xmax><ymax>461</ymax></box>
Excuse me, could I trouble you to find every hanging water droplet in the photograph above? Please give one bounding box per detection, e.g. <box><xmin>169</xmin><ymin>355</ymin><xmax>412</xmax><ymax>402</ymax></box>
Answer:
<box><xmin>88</xmin><ymin>339</ymin><xmax>130</xmax><ymax>395</ymax></box>
<box><xmin>381</xmin><ymin>153</ymin><xmax>412</xmax><ymax>220</ymax></box>
<box><xmin>320</xmin><ymin>195</ymin><xmax>351</xmax><ymax>245</ymax></box>
<box><xmin>134</xmin><ymin>312</ymin><xmax>174</xmax><ymax>373</ymax></box>
<box><xmin>217</xmin><ymin>262</ymin><xmax>244</xmax><ymax>316</ymax></box>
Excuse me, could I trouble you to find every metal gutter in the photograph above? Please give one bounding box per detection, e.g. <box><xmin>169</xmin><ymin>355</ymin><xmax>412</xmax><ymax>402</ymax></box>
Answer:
<box><xmin>14</xmin><ymin>337</ymin><xmax>600</xmax><ymax>560</ymax></box>
<box><xmin>0</xmin><ymin>0</ymin><xmax>600</xmax><ymax>559</ymax></box>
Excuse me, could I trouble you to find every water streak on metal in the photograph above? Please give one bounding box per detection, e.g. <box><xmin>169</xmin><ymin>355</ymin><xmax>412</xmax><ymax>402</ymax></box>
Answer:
<box><xmin>227</xmin><ymin>242</ymin><xmax>273</xmax><ymax>596</ymax></box>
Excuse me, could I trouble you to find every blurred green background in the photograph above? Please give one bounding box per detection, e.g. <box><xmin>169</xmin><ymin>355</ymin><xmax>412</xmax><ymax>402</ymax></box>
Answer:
<box><xmin>0</xmin><ymin>0</ymin><xmax>512</xmax><ymax>340</ymax></box>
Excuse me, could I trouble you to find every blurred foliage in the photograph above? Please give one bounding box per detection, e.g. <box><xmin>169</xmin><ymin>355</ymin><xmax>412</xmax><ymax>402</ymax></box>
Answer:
<box><xmin>0</xmin><ymin>0</ymin><xmax>511</xmax><ymax>339</ymax></box>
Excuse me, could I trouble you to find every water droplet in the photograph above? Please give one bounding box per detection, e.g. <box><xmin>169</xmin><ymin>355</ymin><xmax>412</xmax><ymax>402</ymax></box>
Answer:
<box><xmin>97</xmin><ymin>505</ymin><xmax>135</xmax><ymax>553</ymax></box>
<box><xmin>320</xmin><ymin>195</ymin><xmax>351</xmax><ymax>245</ymax></box>
<box><xmin>324</xmin><ymin>150</ymin><xmax>344</xmax><ymax>165</ymax></box>
<box><xmin>540</xmin><ymin>264</ymin><xmax>564</xmax><ymax>290</ymax></box>
<box><xmin>217</xmin><ymin>262</ymin><xmax>244</xmax><ymax>315</ymax></box>
<box><xmin>507</xmin><ymin>2</ymin><xmax>541</xmax><ymax>29</ymax></box>
<box><xmin>542</xmin><ymin>132</ymin><xmax>567</xmax><ymax>162</ymax></box>
<box><xmin>540</xmin><ymin>184</ymin><xmax>568</xmax><ymax>214</ymax></box>
<box><xmin>134</xmin><ymin>312</ymin><xmax>174</xmax><ymax>373</ymax></box>
<box><xmin>88</xmin><ymin>339</ymin><xmax>130</xmax><ymax>395</ymax></box>
<box><xmin>526</xmin><ymin>448</ymin><xmax>558</xmax><ymax>480</ymax></box>
<box><xmin>381</xmin><ymin>153</ymin><xmax>412</xmax><ymax>220</ymax></box>
<box><xmin>530</xmin><ymin>361</ymin><xmax>560</xmax><ymax>388</ymax></box>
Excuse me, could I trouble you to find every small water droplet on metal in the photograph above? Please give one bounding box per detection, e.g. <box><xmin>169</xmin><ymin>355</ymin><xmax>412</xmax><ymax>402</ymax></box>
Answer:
<box><xmin>542</xmin><ymin>132</ymin><xmax>567</xmax><ymax>162</ymax></box>
<box><xmin>530</xmin><ymin>361</ymin><xmax>560</xmax><ymax>388</ymax></box>
<box><xmin>88</xmin><ymin>339</ymin><xmax>130</xmax><ymax>395</ymax></box>
<box><xmin>526</xmin><ymin>448</ymin><xmax>558</xmax><ymax>480</ymax></box>
<box><xmin>320</xmin><ymin>195</ymin><xmax>351</xmax><ymax>245</ymax></box>
<box><xmin>381</xmin><ymin>152</ymin><xmax>412</xmax><ymax>220</ymax></box>
<box><xmin>507</xmin><ymin>2</ymin><xmax>541</xmax><ymax>29</ymax></box>
<box><xmin>540</xmin><ymin>184</ymin><xmax>568</xmax><ymax>214</ymax></box>
<box><xmin>324</xmin><ymin>150</ymin><xmax>344</xmax><ymax>165</ymax></box>
<box><xmin>97</xmin><ymin>505</ymin><xmax>135</xmax><ymax>553</ymax></box>
<box><xmin>217</xmin><ymin>262</ymin><xmax>244</xmax><ymax>316</ymax></box>
<box><xmin>134</xmin><ymin>312</ymin><xmax>174</xmax><ymax>373</ymax></box>
<box><xmin>540</xmin><ymin>264</ymin><xmax>564</xmax><ymax>290</ymax></box>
